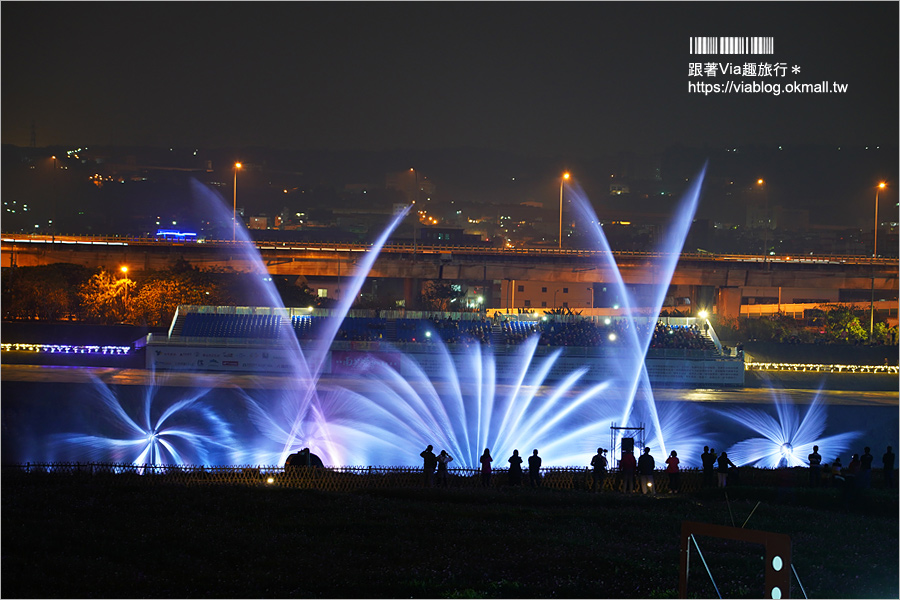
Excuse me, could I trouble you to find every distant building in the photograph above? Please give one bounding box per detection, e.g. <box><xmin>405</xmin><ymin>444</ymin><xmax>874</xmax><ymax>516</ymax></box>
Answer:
<box><xmin>609</xmin><ymin>183</ymin><xmax>630</xmax><ymax>195</ymax></box>
<box><xmin>249</xmin><ymin>216</ymin><xmax>269</xmax><ymax>230</ymax></box>
<box><xmin>499</xmin><ymin>281</ymin><xmax>593</xmax><ymax>310</ymax></box>
<box><xmin>417</xmin><ymin>227</ymin><xmax>486</xmax><ymax>246</ymax></box>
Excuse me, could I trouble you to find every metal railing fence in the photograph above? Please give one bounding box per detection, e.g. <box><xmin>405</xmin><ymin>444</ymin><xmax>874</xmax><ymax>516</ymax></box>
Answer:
<box><xmin>5</xmin><ymin>463</ymin><xmax>858</xmax><ymax>494</ymax></box>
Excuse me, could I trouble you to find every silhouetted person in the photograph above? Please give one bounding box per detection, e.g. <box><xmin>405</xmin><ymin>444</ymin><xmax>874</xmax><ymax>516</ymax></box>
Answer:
<box><xmin>508</xmin><ymin>449</ymin><xmax>523</xmax><ymax>486</ymax></box>
<box><xmin>808</xmin><ymin>445</ymin><xmax>822</xmax><ymax>487</ymax></box>
<box><xmin>860</xmin><ymin>447</ymin><xmax>873</xmax><ymax>488</ymax></box>
<box><xmin>701</xmin><ymin>446</ymin><xmax>716</xmax><ymax>487</ymax></box>
<box><xmin>842</xmin><ymin>454</ymin><xmax>862</xmax><ymax>503</ymax></box>
<box><xmin>285</xmin><ymin>447</ymin><xmax>324</xmax><ymax>470</ymax></box>
<box><xmin>638</xmin><ymin>447</ymin><xmax>656</xmax><ymax>494</ymax></box>
<box><xmin>883</xmin><ymin>446</ymin><xmax>895</xmax><ymax>487</ymax></box>
<box><xmin>717</xmin><ymin>451</ymin><xmax>736</xmax><ymax>487</ymax></box>
<box><xmin>846</xmin><ymin>453</ymin><xmax>861</xmax><ymax>489</ymax></box>
<box><xmin>480</xmin><ymin>448</ymin><xmax>493</xmax><ymax>487</ymax></box>
<box><xmin>620</xmin><ymin>449</ymin><xmax>637</xmax><ymax>493</ymax></box>
<box><xmin>420</xmin><ymin>444</ymin><xmax>437</xmax><ymax>487</ymax></box>
<box><xmin>528</xmin><ymin>449</ymin><xmax>542</xmax><ymax>487</ymax></box>
<box><xmin>436</xmin><ymin>450</ymin><xmax>453</xmax><ymax>487</ymax></box>
<box><xmin>831</xmin><ymin>457</ymin><xmax>844</xmax><ymax>488</ymax></box>
<box><xmin>590</xmin><ymin>447</ymin><xmax>608</xmax><ymax>493</ymax></box>
<box><xmin>665</xmin><ymin>450</ymin><xmax>681</xmax><ymax>494</ymax></box>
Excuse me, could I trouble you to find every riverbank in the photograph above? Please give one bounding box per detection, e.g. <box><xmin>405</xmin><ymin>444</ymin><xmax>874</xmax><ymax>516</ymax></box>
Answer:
<box><xmin>2</xmin><ymin>470</ymin><xmax>896</xmax><ymax>599</ymax></box>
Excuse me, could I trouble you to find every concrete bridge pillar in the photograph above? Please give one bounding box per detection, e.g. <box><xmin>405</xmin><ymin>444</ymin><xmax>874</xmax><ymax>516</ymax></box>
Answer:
<box><xmin>403</xmin><ymin>278</ymin><xmax>421</xmax><ymax>309</ymax></box>
<box><xmin>716</xmin><ymin>287</ymin><xmax>742</xmax><ymax>320</ymax></box>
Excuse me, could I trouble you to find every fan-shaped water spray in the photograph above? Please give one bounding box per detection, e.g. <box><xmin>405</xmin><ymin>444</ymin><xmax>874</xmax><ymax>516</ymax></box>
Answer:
<box><xmin>717</xmin><ymin>381</ymin><xmax>861</xmax><ymax>468</ymax></box>
<box><xmin>51</xmin><ymin>370</ymin><xmax>239</xmax><ymax>466</ymax></box>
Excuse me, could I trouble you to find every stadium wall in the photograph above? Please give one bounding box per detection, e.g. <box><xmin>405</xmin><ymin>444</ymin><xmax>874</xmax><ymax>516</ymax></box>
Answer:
<box><xmin>145</xmin><ymin>340</ymin><xmax>745</xmax><ymax>386</ymax></box>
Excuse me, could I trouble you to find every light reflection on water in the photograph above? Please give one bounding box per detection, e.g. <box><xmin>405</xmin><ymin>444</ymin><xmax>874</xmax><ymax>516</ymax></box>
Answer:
<box><xmin>4</xmin><ymin>365</ymin><xmax>895</xmax><ymax>407</ymax></box>
<box><xmin>3</xmin><ymin>363</ymin><xmax>896</xmax><ymax>469</ymax></box>
<box><xmin>661</xmin><ymin>387</ymin><xmax>899</xmax><ymax>406</ymax></box>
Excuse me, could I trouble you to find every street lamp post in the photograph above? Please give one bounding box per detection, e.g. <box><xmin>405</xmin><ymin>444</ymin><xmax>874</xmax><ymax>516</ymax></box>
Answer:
<box><xmin>873</xmin><ymin>182</ymin><xmax>885</xmax><ymax>258</ymax></box>
<box><xmin>119</xmin><ymin>265</ymin><xmax>131</xmax><ymax>315</ymax></box>
<box><xmin>410</xmin><ymin>168</ymin><xmax>418</xmax><ymax>255</ymax></box>
<box><xmin>50</xmin><ymin>156</ymin><xmax>58</xmax><ymax>234</ymax></box>
<box><xmin>559</xmin><ymin>172</ymin><xmax>570</xmax><ymax>249</ymax></box>
<box><xmin>869</xmin><ymin>181</ymin><xmax>887</xmax><ymax>341</ymax></box>
<box><xmin>233</xmin><ymin>162</ymin><xmax>242</xmax><ymax>241</ymax></box>
<box><xmin>756</xmin><ymin>178</ymin><xmax>768</xmax><ymax>261</ymax></box>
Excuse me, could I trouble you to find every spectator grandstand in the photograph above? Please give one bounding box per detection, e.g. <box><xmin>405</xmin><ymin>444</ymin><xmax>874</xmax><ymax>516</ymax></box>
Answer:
<box><xmin>170</xmin><ymin>307</ymin><xmax>719</xmax><ymax>354</ymax></box>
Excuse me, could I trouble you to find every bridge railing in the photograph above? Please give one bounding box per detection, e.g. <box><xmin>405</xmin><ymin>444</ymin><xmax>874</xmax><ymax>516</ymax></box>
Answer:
<box><xmin>2</xmin><ymin>233</ymin><xmax>894</xmax><ymax>265</ymax></box>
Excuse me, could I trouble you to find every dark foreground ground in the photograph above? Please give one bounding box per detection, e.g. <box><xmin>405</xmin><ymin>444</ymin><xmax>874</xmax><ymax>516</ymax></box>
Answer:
<box><xmin>2</xmin><ymin>471</ymin><xmax>897</xmax><ymax>599</ymax></box>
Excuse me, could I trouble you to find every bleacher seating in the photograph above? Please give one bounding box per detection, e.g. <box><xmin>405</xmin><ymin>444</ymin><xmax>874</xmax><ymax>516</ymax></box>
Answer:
<box><xmin>182</xmin><ymin>313</ymin><xmax>286</xmax><ymax>339</ymax></box>
<box><xmin>175</xmin><ymin>312</ymin><xmax>719</xmax><ymax>354</ymax></box>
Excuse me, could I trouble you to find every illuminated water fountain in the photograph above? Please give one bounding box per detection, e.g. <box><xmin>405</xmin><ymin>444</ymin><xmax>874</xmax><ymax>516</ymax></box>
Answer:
<box><xmin>717</xmin><ymin>381</ymin><xmax>861</xmax><ymax>468</ymax></box>
<box><xmin>50</xmin><ymin>370</ymin><xmax>240</xmax><ymax>466</ymax></box>
<box><xmin>301</xmin><ymin>168</ymin><xmax>711</xmax><ymax>467</ymax></box>
<box><xmin>565</xmin><ymin>167</ymin><xmax>708</xmax><ymax>463</ymax></box>
<box><xmin>9</xmin><ymin>172</ymin><xmax>888</xmax><ymax>470</ymax></box>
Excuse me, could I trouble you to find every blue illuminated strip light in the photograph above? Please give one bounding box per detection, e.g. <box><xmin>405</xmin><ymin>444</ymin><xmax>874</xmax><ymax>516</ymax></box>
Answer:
<box><xmin>1</xmin><ymin>343</ymin><xmax>131</xmax><ymax>355</ymax></box>
<box><xmin>155</xmin><ymin>229</ymin><xmax>197</xmax><ymax>240</ymax></box>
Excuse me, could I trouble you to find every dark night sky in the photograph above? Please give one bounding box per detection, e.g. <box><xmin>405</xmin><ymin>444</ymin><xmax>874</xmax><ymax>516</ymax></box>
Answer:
<box><xmin>2</xmin><ymin>2</ymin><xmax>897</xmax><ymax>157</ymax></box>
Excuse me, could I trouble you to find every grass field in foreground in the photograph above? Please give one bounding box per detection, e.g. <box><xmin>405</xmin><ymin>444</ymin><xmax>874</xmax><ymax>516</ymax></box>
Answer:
<box><xmin>2</xmin><ymin>473</ymin><xmax>897</xmax><ymax>599</ymax></box>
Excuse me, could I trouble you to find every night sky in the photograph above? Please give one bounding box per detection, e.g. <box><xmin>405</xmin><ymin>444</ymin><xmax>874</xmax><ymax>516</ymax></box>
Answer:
<box><xmin>2</xmin><ymin>2</ymin><xmax>897</xmax><ymax>157</ymax></box>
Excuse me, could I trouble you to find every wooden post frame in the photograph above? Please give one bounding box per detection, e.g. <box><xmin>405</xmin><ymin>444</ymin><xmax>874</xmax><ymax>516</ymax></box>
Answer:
<box><xmin>679</xmin><ymin>520</ymin><xmax>792</xmax><ymax>599</ymax></box>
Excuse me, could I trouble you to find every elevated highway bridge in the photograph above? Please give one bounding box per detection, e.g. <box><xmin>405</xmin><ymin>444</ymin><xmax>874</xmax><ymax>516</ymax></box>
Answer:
<box><xmin>3</xmin><ymin>234</ymin><xmax>897</xmax><ymax>318</ymax></box>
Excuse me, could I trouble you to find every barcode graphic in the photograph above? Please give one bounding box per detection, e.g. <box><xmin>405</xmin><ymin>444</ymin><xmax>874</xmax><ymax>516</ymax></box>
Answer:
<box><xmin>690</xmin><ymin>37</ymin><xmax>774</xmax><ymax>55</ymax></box>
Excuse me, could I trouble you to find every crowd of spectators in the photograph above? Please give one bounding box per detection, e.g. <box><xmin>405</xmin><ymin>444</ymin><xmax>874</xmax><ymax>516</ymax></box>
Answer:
<box><xmin>397</xmin><ymin>317</ymin><xmax>493</xmax><ymax>345</ymax></box>
<box><xmin>648</xmin><ymin>322</ymin><xmax>708</xmax><ymax>350</ymax></box>
<box><xmin>501</xmin><ymin>319</ymin><xmax>711</xmax><ymax>350</ymax></box>
<box><xmin>334</xmin><ymin>318</ymin><xmax>386</xmax><ymax>342</ymax></box>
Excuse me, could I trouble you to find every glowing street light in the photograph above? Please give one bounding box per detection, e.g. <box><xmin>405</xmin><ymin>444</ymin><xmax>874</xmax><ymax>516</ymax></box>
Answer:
<box><xmin>559</xmin><ymin>172</ymin><xmax>570</xmax><ymax>249</ymax></box>
<box><xmin>233</xmin><ymin>162</ymin><xmax>242</xmax><ymax>241</ymax></box>
<box><xmin>119</xmin><ymin>265</ymin><xmax>132</xmax><ymax>309</ymax></box>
